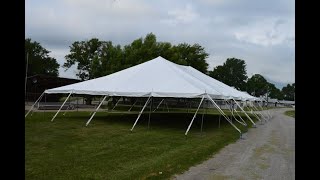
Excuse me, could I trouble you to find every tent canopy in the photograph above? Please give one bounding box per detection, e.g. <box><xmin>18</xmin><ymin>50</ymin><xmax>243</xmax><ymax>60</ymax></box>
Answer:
<box><xmin>45</xmin><ymin>56</ymin><xmax>257</xmax><ymax>100</ymax></box>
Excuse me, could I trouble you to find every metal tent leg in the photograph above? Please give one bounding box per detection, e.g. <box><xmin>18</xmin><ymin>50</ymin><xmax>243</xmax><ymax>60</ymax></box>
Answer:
<box><xmin>111</xmin><ymin>97</ymin><xmax>122</xmax><ymax>111</ymax></box>
<box><xmin>206</xmin><ymin>95</ymin><xmax>242</xmax><ymax>136</ymax></box>
<box><xmin>131</xmin><ymin>96</ymin><xmax>152</xmax><ymax>131</ymax></box>
<box><xmin>153</xmin><ymin>99</ymin><xmax>164</xmax><ymax>112</ymax></box>
<box><xmin>148</xmin><ymin>97</ymin><xmax>153</xmax><ymax>129</ymax></box>
<box><xmin>185</xmin><ymin>96</ymin><xmax>205</xmax><ymax>136</ymax></box>
<box><xmin>51</xmin><ymin>92</ymin><xmax>72</xmax><ymax>122</ymax></box>
<box><xmin>225</xmin><ymin>100</ymin><xmax>247</xmax><ymax>126</ymax></box>
<box><xmin>252</xmin><ymin>103</ymin><xmax>268</xmax><ymax>121</ymax></box>
<box><xmin>86</xmin><ymin>95</ymin><xmax>108</xmax><ymax>126</ymax></box>
<box><xmin>232</xmin><ymin>99</ymin><xmax>256</xmax><ymax>127</ymax></box>
<box><xmin>90</xmin><ymin>96</ymin><xmax>104</xmax><ymax>115</ymax></box>
<box><xmin>25</xmin><ymin>91</ymin><xmax>45</xmax><ymax>118</ymax></box>
<box><xmin>128</xmin><ymin>99</ymin><xmax>138</xmax><ymax>111</ymax></box>
<box><xmin>200</xmin><ymin>100</ymin><xmax>205</xmax><ymax>134</ymax></box>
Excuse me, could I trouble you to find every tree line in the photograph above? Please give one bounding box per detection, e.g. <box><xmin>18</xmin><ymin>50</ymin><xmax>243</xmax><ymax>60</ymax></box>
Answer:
<box><xmin>25</xmin><ymin>33</ymin><xmax>295</xmax><ymax>101</ymax></box>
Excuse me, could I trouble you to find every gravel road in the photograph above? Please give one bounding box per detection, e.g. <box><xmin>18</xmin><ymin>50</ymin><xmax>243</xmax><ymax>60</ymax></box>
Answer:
<box><xmin>173</xmin><ymin>108</ymin><xmax>295</xmax><ymax>180</ymax></box>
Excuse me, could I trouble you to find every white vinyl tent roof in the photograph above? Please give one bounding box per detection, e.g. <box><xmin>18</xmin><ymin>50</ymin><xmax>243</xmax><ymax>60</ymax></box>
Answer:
<box><xmin>45</xmin><ymin>56</ymin><xmax>258</xmax><ymax>100</ymax></box>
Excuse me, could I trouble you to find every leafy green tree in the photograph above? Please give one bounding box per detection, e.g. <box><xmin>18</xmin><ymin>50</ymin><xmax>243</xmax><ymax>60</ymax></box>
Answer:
<box><xmin>267</xmin><ymin>83</ymin><xmax>284</xmax><ymax>100</ymax></box>
<box><xmin>246</xmin><ymin>74</ymin><xmax>268</xmax><ymax>97</ymax></box>
<box><xmin>123</xmin><ymin>33</ymin><xmax>209</xmax><ymax>73</ymax></box>
<box><xmin>64</xmin><ymin>33</ymin><xmax>210</xmax><ymax>79</ymax></box>
<box><xmin>209</xmin><ymin>58</ymin><xmax>248</xmax><ymax>90</ymax></box>
<box><xmin>25</xmin><ymin>38</ymin><xmax>59</xmax><ymax>76</ymax></box>
<box><xmin>63</xmin><ymin>38</ymin><xmax>103</xmax><ymax>80</ymax></box>
<box><xmin>170</xmin><ymin>43</ymin><xmax>209</xmax><ymax>73</ymax></box>
<box><xmin>282</xmin><ymin>83</ymin><xmax>295</xmax><ymax>101</ymax></box>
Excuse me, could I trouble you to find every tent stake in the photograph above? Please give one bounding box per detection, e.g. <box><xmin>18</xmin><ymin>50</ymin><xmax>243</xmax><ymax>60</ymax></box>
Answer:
<box><xmin>86</xmin><ymin>95</ymin><xmax>108</xmax><ymax>126</ymax></box>
<box><xmin>51</xmin><ymin>92</ymin><xmax>72</xmax><ymax>122</ymax></box>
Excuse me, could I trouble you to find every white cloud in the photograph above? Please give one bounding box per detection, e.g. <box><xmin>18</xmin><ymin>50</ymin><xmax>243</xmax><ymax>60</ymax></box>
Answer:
<box><xmin>234</xmin><ymin>18</ymin><xmax>295</xmax><ymax>47</ymax></box>
<box><xmin>26</xmin><ymin>0</ymin><xmax>295</xmax><ymax>85</ymax></box>
<box><xmin>161</xmin><ymin>4</ymin><xmax>199</xmax><ymax>25</ymax></box>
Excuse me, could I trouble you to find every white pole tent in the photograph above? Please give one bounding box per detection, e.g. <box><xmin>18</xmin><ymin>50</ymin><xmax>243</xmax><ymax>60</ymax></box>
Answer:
<box><xmin>26</xmin><ymin>56</ymin><xmax>260</xmax><ymax>136</ymax></box>
<box><xmin>177</xmin><ymin>65</ymin><xmax>257</xmax><ymax>126</ymax></box>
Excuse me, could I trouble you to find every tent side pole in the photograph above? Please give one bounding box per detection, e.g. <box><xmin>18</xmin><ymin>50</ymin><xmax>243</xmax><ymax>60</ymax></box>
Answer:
<box><xmin>185</xmin><ymin>96</ymin><xmax>205</xmax><ymax>136</ymax></box>
<box><xmin>51</xmin><ymin>92</ymin><xmax>72</xmax><ymax>122</ymax></box>
<box><xmin>233</xmin><ymin>108</ymin><xmax>247</xmax><ymax>126</ymax></box>
<box><xmin>43</xmin><ymin>92</ymin><xmax>46</xmax><ymax>120</ymax></box>
<box><xmin>165</xmin><ymin>100</ymin><xmax>169</xmax><ymax>112</ymax></box>
<box><xmin>232</xmin><ymin>99</ymin><xmax>256</xmax><ymax>126</ymax></box>
<box><xmin>111</xmin><ymin>97</ymin><xmax>122</xmax><ymax>111</ymax></box>
<box><xmin>257</xmin><ymin>102</ymin><xmax>271</xmax><ymax>119</ymax></box>
<box><xmin>148</xmin><ymin>97</ymin><xmax>152</xmax><ymax>129</ymax></box>
<box><xmin>225</xmin><ymin>100</ymin><xmax>246</xmax><ymax>126</ymax></box>
<box><xmin>153</xmin><ymin>99</ymin><xmax>164</xmax><ymax>112</ymax></box>
<box><xmin>200</xmin><ymin>100</ymin><xmax>205</xmax><ymax>134</ymax></box>
<box><xmin>86</xmin><ymin>95</ymin><xmax>108</xmax><ymax>126</ymax></box>
<box><xmin>131</xmin><ymin>96</ymin><xmax>151</xmax><ymax>131</ymax></box>
<box><xmin>63</xmin><ymin>92</ymin><xmax>73</xmax><ymax>116</ymax></box>
<box><xmin>252</xmin><ymin>103</ymin><xmax>268</xmax><ymax>121</ymax></box>
<box><xmin>90</xmin><ymin>96</ymin><xmax>103</xmax><ymax>115</ymax></box>
<box><xmin>76</xmin><ymin>95</ymin><xmax>78</xmax><ymax>112</ymax></box>
<box><xmin>128</xmin><ymin>99</ymin><xmax>138</xmax><ymax>111</ymax></box>
<box><xmin>206</xmin><ymin>95</ymin><xmax>242</xmax><ymax>136</ymax></box>
<box><xmin>248</xmin><ymin>106</ymin><xmax>263</xmax><ymax>122</ymax></box>
<box><xmin>63</xmin><ymin>104</ymin><xmax>71</xmax><ymax>116</ymax></box>
<box><xmin>25</xmin><ymin>91</ymin><xmax>45</xmax><ymax>118</ymax></box>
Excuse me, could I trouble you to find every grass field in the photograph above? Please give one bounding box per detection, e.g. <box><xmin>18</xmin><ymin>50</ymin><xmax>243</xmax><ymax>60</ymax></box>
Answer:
<box><xmin>284</xmin><ymin>110</ymin><xmax>295</xmax><ymax>118</ymax></box>
<box><xmin>25</xmin><ymin>110</ymin><xmax>257</xmax><ymax>179</ymax></box>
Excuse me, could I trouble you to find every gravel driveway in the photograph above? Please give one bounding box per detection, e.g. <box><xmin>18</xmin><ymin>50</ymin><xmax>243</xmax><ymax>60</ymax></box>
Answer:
<box><xmin>173</xmin><ymin>108</ymin><xmax>295</xmax><ymax>180</ymax></box>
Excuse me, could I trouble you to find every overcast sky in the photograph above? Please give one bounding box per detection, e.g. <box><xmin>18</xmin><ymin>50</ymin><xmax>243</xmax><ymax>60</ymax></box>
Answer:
<box><xmin>26</xmin><ymin>0</ymin><xmax>294</xmax><ymax>88</ymax></box>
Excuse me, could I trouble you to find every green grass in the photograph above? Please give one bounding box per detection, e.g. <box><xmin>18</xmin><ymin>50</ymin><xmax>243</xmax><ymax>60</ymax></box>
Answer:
<box><xmin>26</xmin><ymin>110</ymin><xmax>257</xmax><ymax>180</ymax></box>
<box><xmin>284</xmin><ymin>110</ymin><xmax>295</xmax><ymax>118</ymax></box>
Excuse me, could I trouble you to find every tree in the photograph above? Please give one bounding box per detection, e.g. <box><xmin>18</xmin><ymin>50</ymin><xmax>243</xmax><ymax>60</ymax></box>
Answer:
<box><xmin>267</xmin><ymin>82</ymin><xmax>284</xmax><ymax>100</ymax></box>
<box><xmin>282</xmin><ymin>83</ymin><xmax>295</xmax><ymax>101</ymax></box>
<box><xmin>209</xmin><ymin>58</ymin><xmax>248</xmax><ymax>90</ymax></box>
<box><xmin>63</xmin><ymin>38</ymin><xmax>123</xmax><ymax>104</ymax></box>
<box><xmin>64</xmin><ymin>33</ymin><xmax>210</xmax><ymax>80</ymax></box>
<box><xmin>246</xmin><ymin>74</ymin><xmax>268</xmax><ymax>97</ymax></box>
<box><xmin>25</xmin><ymin>38</ymin><xmax>59</xmax><ymax>76</ymax></box>
<box><xmin>123</xmin><ymin>33</ymin><xmax>209</xmax><ymax>73</ymax></box>
<box><xmin>170</xmin><ymin>43</ymin><xmax>209</xmax><ymax>73</ymax></box>
<box><xmin>63</xmin><ymin>38</ymin><xmax>103</xmax><ymax>80</ymax></box>
<box><xmin>63</xmin><ymin>38</ymin><xmax>123</xmax><ymax>80</ymax></box>
<box><xmin>267</xmin><ymin>83</ymin><xmax>283</xmax><ymax>99</ymax></box>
